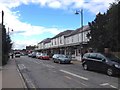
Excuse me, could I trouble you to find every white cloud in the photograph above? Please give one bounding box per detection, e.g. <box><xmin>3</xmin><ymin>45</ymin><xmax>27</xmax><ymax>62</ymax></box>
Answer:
<box><xmin>0</xmin><ymin>0</ymin><xmax>116</xmax><ymax>49</ymax></box>
<box><xmin>0</xmin><ymin>2</ymin><xmax>62</xmax><ymax>49</ymax></box>
<box><xmin>0</xmin><ymin>0</ymin><xmax>116</xmax><ymax>13</ymax></box>
<box><xmin>12</xmin><ymin>39</ymin><xmax>39</xmax><ymax>49</ymax></box>
<box><xmin>48</xmin><ymin>1</ymin><xmax>62</xmax><ymax>8</ymax></box>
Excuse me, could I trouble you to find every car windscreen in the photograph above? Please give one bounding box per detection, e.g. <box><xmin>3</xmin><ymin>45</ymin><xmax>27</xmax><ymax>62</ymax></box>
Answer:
<box><xmin>59</xmin><ymin>55</ymin><xmax>68</xmax><ymax>58</ymax></box>
<box><xmin>105</xmin><ymin>54</ymin><xmax>120</xmax><ymax>63</ymax></box>
<box><xmin>15</xmin><ymin>52</ymin><xmax>20</xmax><ymax>54</ymax></box>
<box><xmin>42</xmin><ymin>53</ymin><xmax>48</xmax><ymax>56</ymax></box>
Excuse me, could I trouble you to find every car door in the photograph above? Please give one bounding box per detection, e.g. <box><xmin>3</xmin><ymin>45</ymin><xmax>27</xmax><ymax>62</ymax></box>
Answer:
<box><xmin>53</xmin><ymin>54</ymin><xmax>59</xmax><ymax>62</ymax></box>
<box><xmin>86</xmin><ymin>53</ymin><xmax>97</xmax><ymax>69</ymax></box>
<box><xmin>95</xmin><ymin>53</ymin><xmax>107</xmax><ymax>71</ymax></box>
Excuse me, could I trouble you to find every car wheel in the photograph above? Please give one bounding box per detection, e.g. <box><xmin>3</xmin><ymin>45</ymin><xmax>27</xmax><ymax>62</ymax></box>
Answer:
<box><xmin>69</xmin><ymin>61</ymin><xmax>71</xmax><ymax>64</ymax></box>
<box><xmin>83</xmin><ymin>63</ymin><xmax>88</xmax><ymax>70</ymax></box>
<box><xmin>53</xmin><ymin>60</ymin><xmax>56</xmax><ymax>63</ymax></box>
<box><xmin>107</xmin><ymin>68</ymin><xmax>114</xmax><ymax>76</ymax></box>
<box><xmin>58</xmin><ymin>61</ymin><xmax>61</xmax><ymax>64</ymax></box>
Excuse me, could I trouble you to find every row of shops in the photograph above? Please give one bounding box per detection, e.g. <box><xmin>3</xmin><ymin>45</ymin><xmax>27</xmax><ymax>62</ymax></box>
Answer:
<box><xmin>34</xmin><ymin>25</ymin><xmax>93</xmax><ymax>61</ymax></box>
<box><xmin>36</xmin><ymin>42</ymin><xmax>93</xmax><ymax>61</ymax></box>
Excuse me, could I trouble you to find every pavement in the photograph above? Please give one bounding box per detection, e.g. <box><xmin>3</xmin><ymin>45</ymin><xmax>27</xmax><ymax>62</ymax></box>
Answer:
<box><xmin>0</xmin><ymin>58</ymin><xmax>27</xmax><ymax>89</ymax></box>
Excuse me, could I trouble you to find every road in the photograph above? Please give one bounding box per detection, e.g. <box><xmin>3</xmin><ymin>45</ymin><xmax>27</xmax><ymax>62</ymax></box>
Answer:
<box><xmin>15</xmin><ymin>56</ymin><xmax>120</xmax><ymax>89</ymax></box>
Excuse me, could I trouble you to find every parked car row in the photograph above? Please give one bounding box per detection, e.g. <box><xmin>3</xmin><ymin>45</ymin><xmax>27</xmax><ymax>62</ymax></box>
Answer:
<box><xmin>11</xmin><ymin>51</ymin><xmax>26</xmax><ymax>58</ymax></box>
<box><xmin>28</xmin><ymin>52</ymin><xmax>50</xmax><ymax>60</ymax></box>
<box><xmin>28</xmin><ymin>52</ymin><xmax>72</xmax><ymax>64</ymax></box>
<box><xmin>28</xmin><ymin>51</ymin><xmax>120</xmax><ymax>76</ymax></box>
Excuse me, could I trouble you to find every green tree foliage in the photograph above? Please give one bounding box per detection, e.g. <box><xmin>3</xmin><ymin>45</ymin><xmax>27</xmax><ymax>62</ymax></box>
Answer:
<box><xmin>6</xmin><ymin>34</ymin><xmax>12</xmax><ymax>53</ymax></box>
<box><xmin>2</xmin><ymin>26</ymin><xmax>12</xmax><ymax>65</ymax></box>
<box><xmin>88</xmin><ymin>13</ymin><xmax>108</xmax><ymax>52</ymax></box>
<box><xmin>88</xmin><ymin>1</ymin><xmax>119</xmax><ymax>52</ymax></box>
<box><xmin>106</xmin><ymin>1</ymin><xmax>120</xmax><ymax>51</ymax></box>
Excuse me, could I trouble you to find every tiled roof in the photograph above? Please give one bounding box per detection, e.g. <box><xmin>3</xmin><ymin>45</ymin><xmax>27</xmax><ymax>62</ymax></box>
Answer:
<box><xmin>52</xmin><ymin>30</ymin><xmax>73</xmax><ymax>39</ymax></box>
<box><xmin>38</xmin><ymin>25</ymin><xmax>90</xmax><ymax>44</ymax></box>
<box><xmin>65</xmin><ymin>25</ymin><xmax>90</xmax><ymax>37</ymax></box>
<box><xmin>38</xmin><ymin>38</ymin><xmax>51</xmax><ymax>44</ymax></box>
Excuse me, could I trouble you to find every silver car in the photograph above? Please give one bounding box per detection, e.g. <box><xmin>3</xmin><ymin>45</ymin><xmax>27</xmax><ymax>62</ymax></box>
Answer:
<box><xmin>52</xmin><ymin>54</ymin><xmax>71</xmax><ymax>64</ymax></box>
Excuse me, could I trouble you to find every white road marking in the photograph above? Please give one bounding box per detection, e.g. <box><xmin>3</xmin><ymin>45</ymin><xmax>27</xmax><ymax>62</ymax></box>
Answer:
<box><xmin>16</xmin><ymin>69</ymin><xmax>27</xmax><ymax>88</ymax></box>
<box><xmin>64</xmin><ymin>76</ymin><xmax>72</xmax><ymax>80</ymax></box>
<box><xmin>60</xmin><ymin>70</ymin><xmax>89</xmax><ymax>81</ymax></box>
<box><xmin>34</xmin><ymin>61</ymin><xmax>43</xmax><ymax>64</ymax></box>
<box><xmin>100</xmin><ymin>83</ymin><xmax>117</xmax><ymax>88</ymax></box>
<box><xmin>45</xmin><ymin>64</ymin><xmax>55</xmax><ymax>68</ymax></box>
<box><xmin>25</xmin><ymin>77</ymin><xmax>36</xmax><ymax>88</ymax></box>
<box><xmin>28</xmin><ymin>59</ymin><xmax>55</xmax><ymax>69</ymax></box>
<box><xmin>17</xmin><ymin>64</ymin><xmax>36</xmax><ymax>88</ymax></box>
<box><xmin>100</xmin><ymin>83</ymin><xmax>109</xmax><ymax>86</ymax></box>
<box><xmin>110</xmin><ymin>85</ymin><xmax>117</xmax><ymax>88</ymax></box>
<box><xmin>18</xmin><ymin>64</ymin><xmax>26</xmax><ymax>70</ymax></box>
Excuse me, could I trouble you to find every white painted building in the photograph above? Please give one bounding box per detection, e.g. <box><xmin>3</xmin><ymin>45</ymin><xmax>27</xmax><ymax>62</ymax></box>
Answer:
<box><xmin>36</xmin><ymin>25</ymin><xmax>90</xmax><ymax>60</ymax></box>
<box><xmin>51</xmin><ymin>30</ymin><xmax>73</xmax><ymax>48</ymax></box>
<box><xmin>37</xmin><ymin>38</ymin><xmax>51</xmax><ymax>50</ymax></box>
<box><xmin>45</xmin><ymin>41</ymin><xmax>51</xmax><ymax>49</ymax></box>
<box><xmin>64</xmin><ymin>25</ymin><xmax>90</xmax><ymax>60</ymax></box>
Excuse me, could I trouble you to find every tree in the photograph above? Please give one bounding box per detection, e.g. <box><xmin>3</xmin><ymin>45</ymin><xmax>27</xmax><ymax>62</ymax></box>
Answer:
<box><xmin>88</xmin><ymin>12</ymin><xmax>108</xmax><ymax>52</ymax></box>
<box><xmin>88</xmin><ymin>1</ymin><xmax>120</xmax><ymax>52</ymax></box>
<box><xmin>6</xmin><ymin>34</ymin><xmax>12</xmax><ymax>53</ymax></box>
<box><xmin>2</xmin><ymin>25</ymin><xmax>12</xmax><ymax>65</ymax></box>
<box><xmin>106</xmin><ymin>1</ymin><xmax>120</xmax><ymax>51</ymax></box>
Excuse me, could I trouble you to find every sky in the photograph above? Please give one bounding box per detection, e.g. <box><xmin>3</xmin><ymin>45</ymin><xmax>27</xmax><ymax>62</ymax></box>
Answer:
<box><xmin>0</xmin><ymin>0</ymin><xmax>116</xmax><ymax>49</ymax></box>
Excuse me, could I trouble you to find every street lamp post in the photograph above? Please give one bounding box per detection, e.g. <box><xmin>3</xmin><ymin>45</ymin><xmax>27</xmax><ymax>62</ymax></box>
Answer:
<box><xmin>2</xmin><ymin>10</ymin><xmax>4</xmax><ymax>27</ymax></box>
<box><xmin>0</xmin><ymin>10</ymin><xmax>4</xmax><ymax>65</ymax></box>
<box><xmin>75</xmin><ymin>8</ymin><xmax>84</xmax><ymax>58</ymax></box>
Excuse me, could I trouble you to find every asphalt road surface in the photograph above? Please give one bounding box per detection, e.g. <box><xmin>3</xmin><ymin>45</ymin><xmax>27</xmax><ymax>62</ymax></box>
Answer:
<box><xmin>15</xmin><ymin>56</ymin><xmax>120</xmax><ymax>89</ymax></box>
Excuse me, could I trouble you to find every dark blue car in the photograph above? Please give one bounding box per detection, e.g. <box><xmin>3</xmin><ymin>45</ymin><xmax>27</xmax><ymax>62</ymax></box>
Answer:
<box><xmin>82</xmin><ymin>53</ymin><xmax>120</xmax><ymax>76</ymax></box>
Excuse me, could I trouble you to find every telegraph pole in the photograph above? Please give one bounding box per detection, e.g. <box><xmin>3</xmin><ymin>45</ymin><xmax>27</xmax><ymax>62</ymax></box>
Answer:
<box><xmin>1</xmin><ymin>10</ymin><xmax>4</xmax><ymax>65</ymax></box>
<box><xmin>2</xmin><ymin>10</ymin><xmax>4</xmax><ymax>26</ymax></box>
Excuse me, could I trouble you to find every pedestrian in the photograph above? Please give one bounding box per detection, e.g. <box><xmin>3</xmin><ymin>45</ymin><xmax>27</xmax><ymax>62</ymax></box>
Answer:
<box><xmin>11</xmin><ymin>53</ymin><xmax>14</xmax><ymax>59</ymax></box>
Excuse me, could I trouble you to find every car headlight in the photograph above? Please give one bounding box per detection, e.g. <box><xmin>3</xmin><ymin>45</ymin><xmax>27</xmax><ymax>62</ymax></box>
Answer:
<box><xmin>115</xmin><ymin>64</ymin><xmax>120</xmax><ymax>68</ymax></box>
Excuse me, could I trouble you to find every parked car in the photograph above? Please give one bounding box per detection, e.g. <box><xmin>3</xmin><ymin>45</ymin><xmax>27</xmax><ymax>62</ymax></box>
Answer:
<box><xmin>28</xmin><ymin>53</ymin><xmax>32</xmax><ymax>57</ymax></box>
<box><xmin>82</xmin><ymin>53</ymin><xmax>120</xmax><ymax>76</ymax></box>
<box><xmin>52</xmin><ymin>54</ymin><xmax>71</xmax><ymax>64</ymax></box>
<box><xmin>36</xmin><ymin>52</ymin><xmax>42</xmax><ymax>59</ymax></box>
<box><xmin>39</xmin><ymin>53</ymin><xmax>50</xmax><ymax>60</ymax></box>
<box><xmin>31</xmin><ymin>52</ymin><xmax>37</xmax><ymax>58</ymax></box>
<box><xmin>14</xmin><ymin>52</ymin><xmax>21</xmax><ymax>58</ymax></box>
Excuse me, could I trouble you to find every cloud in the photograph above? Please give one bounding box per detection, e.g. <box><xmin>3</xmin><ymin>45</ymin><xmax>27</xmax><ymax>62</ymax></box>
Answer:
<box><xmin>0</xmin><ymin>0</ymin><xmax>116</xmax><ymax>13</ymax></box>
<box><xmin>0</xmin><ymin>2</ymin><xmax>62</xmax><ymax>49</ymax></box>
<box><xmin>0</xmin><ymin>0</ymin><xmax>116</xmax><ymax>49</ymax></box>
<box><xmin>12</xmin><ymin>39</ymin><xmax>39</xmax><ymax>49</ymax></box>
<box><xmin>48</xmin><ymin>1</ymin><xmax>62</xmax><ymax>9</ymax></box>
